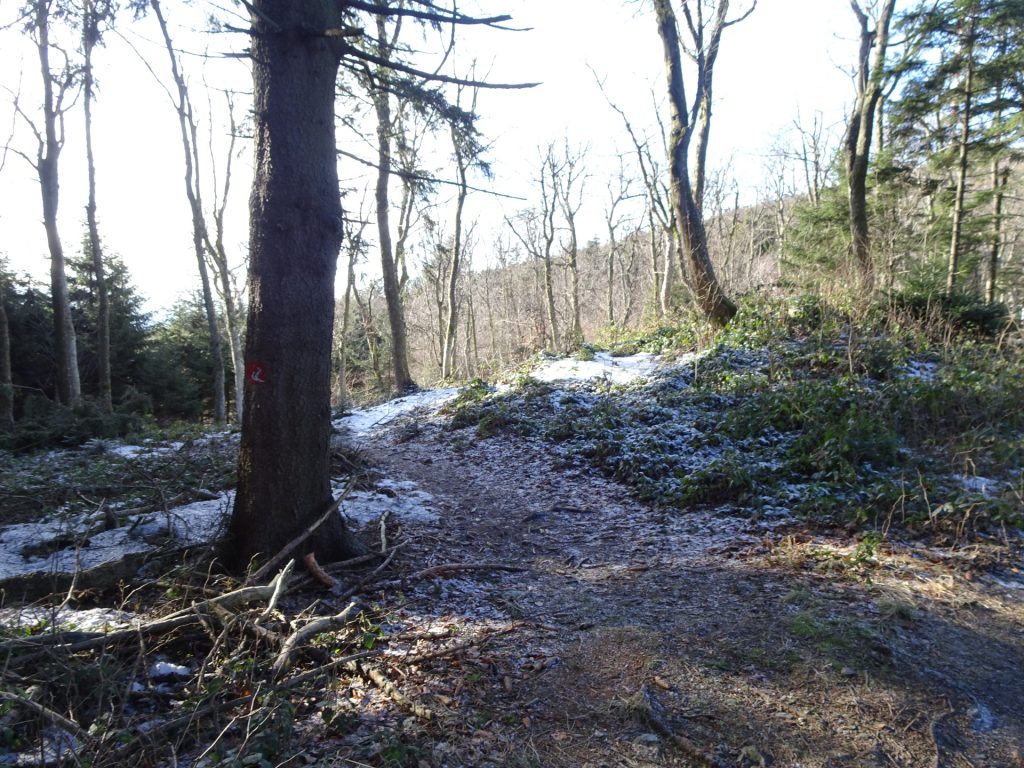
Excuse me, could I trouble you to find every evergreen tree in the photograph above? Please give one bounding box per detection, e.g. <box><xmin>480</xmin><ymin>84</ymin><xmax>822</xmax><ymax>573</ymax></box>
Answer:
<box><xmin>891</xmin><ymin>0</ymin><xmax>1024</xmax><ymax>296</ymax></box>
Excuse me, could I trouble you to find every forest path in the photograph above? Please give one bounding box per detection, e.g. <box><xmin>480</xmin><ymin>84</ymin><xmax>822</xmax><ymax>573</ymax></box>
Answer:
<box><xmin>349</xmin><ymin>417</ymin><xmax>1024</xmax><ymax>768</ymax></box>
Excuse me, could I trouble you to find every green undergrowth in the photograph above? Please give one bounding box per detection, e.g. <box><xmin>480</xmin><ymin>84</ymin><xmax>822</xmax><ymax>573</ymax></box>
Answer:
<box><xmin>443</xmin><ymin>296</ymin><xmax>1024</xmax><ymax>538</ymax></box>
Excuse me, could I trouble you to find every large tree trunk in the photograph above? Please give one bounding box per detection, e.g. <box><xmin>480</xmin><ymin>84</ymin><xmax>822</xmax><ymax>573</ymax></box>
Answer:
<box><xmin>652</xmin><ymin>0</ymin><xmax>736</xmax><ymax>328</ymax></box>
<box><xmin>34</xmin><ymin>0</ymin><xmax>81</xmax><ymax>407</ymax></box>
<box><xmin>227</xmin><ymin>0</ymin><xmax>359</xmax><ymax>572</ymax></box>
<box><xmin>845</xmin><ymin>0</ymin><xmax>896</xmax><ymax>292</ymax></box>
<box><xmin>83</xmin><ymin>0</ymin><xmax>111</xmax><ymax>413</ymax></box>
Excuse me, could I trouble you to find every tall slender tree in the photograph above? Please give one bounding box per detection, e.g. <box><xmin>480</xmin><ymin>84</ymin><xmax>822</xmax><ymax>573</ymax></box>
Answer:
<box><xmin>18</xmin><ymin>0</ymin><xmax>83</xmax><ymax>406</ymax></box>
<box><xmin>151</xmin><ymin>0</ymin><xmax>227</xmax><ymax>424</ymax></box>
<box><xmin>82</xmin><ymin>0</ymin><xmax>113</xmax><ymax>412</ymax></box>
<box><xmin>845</xmin><ymin>0</ymin><xmax>898</xmax><ymax>292</ymax></box>
<box><xmin>368</xmin><ymin>14</ymin><xmax>417</xmax><ymax>393</ymax></box>
<box><xmin>891</xmin><ymin>0</ymin><xmax>1024</xmax><ymax>296</ymax></box>
<box><xmin>0</xmin><ymin>264</ymin><xmax>13</xmax><ymax>430</ymax></box>
<box><xmin>651</xmin><ymin>0</ymin><xmax>747</xmax><ymax>327</ymax></box>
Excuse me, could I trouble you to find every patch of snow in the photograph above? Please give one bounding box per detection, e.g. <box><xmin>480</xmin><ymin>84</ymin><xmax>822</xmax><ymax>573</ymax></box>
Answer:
<box><xmin>149</xmin><ymin>661</ymin><xmax>191</xmax><ymax>678</ymax></box>
<box><xmin>970</xmin><ymin>700</ymin><xmax>996</xmax><ymax>733</ymax></box>
<box><xmin>905</xmin><ymin>359</ymin><xmax>938</xmax><ymax>381</ymax></box>
<box><xmin>105</xmin><ymin>443</ymin><xmax>151</xmax><ymax>458</ymax></box>
<box><xmin>335</xmin><ymin>388</ymin><xmax>460</xmax><ymax>437</ymax></box>
<box><xmin>0</xmin><ymin>606</ymin><xmax>133</xmax><ymax>632</ymax></box>
<box><xmin>530</xmin><ymin>352</ymin><xmax>657</xmax><ymax>386</ymax></box>
<box><xmin>960</xmin><ymin>475</ymin><xmax>999</xmax><ymax>497</ymax></box>
<box><xmin>0</xmin><ymin>727</ymin><xmax>79</xmax><ymax>767</ymax></box>
<box><xmin>337</xmin><ymin>480</ymin><xmax>438</xmax><ymax>525</ymax></box>
<box><xmin>0</xmin><ymin>493</ymin><xmax>231</xmax><ymax>581</ymax></box>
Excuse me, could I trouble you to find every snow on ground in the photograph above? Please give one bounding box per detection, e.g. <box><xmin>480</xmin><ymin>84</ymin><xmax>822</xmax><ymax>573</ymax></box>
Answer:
<box><xmin>0</xmin><ymin>476</ymin><xmax>442</xmax><ymax>586</ymax></box>
<box><xmin>0</xmin><ymin>493</ymin><xmax>233</xmax><ymax>581</ymax></box>
<box><xmin>335</xmin><ymin>388</ymin><xmax>460</xmax><ymax>437</ymax></box>
<box><xmin>335</xmin><ymin>478</ymin><xmax>438</xmax><ymax>526</ymax></box>
<box><xmin>529</xmin><ymin>351</ymin><xmax>657</xmax><ymax>385</ymax></box>
<box><xmin>0</xmin><ymin>605</ymin><xmax>133</xmax><ymax>633</ymax></box>
<box><xmin>905</xmin><ymin>359</ymin><xmax>939</xmax><ymax>381</ymax></box>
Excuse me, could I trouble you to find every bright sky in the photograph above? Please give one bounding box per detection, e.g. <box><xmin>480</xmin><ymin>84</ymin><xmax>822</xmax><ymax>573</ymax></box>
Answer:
<box><xmin>0</xmin><ymin>0</ymin><xmax>874</xmax><ymax>313</ymax></box>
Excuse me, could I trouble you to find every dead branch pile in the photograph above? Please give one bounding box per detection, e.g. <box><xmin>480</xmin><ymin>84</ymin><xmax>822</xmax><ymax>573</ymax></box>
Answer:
<box><xmin>0</xmin><ymin>548</ymin><xmax>519</xmax><ymax>767</ymax></box>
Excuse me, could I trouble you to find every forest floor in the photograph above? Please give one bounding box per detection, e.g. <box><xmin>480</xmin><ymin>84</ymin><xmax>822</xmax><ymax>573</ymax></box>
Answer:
<box><xmin>325</xmin><ymin>403</ymin><xmax>1024</xmax><ymax>768</ymax></box>
<box><xmin>1</xmin><ymin>336</ymin><xmax>1023</xmax><ymax>767</ymax></box>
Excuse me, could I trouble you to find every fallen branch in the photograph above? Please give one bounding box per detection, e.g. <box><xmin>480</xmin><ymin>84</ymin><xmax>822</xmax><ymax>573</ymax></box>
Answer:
<box><xmin>368</xmin><ymin>561</ymin><xmax>528</xmax><ymax>593</ymax></box>
<box><xmin>379</xmin><ymin>510</ymin><xmax>389</xmax><ymax>553</ymax></box>
<box><xmin>6</xmin><ymin>563</ymin><xmax>294</xmax><ymax>667</ymax></box>
<box><xmin>0</xmin><ymin>691</ymin><xmax>86</xmax><ymax>742</ymax></box>
<box><xmin>278</xmin><ymin>649</ymin><xmax>382</xmax><ymax>690</ymax></box>
<box><xmin>164</xmin><ymin>560</ymin><xmax>295</xmax><ymax>621</ymax></box>
<box><xmin>639</xmin><ymin>684</ymin><xmax>724</xmax><ymax>768</ymax></box>
<box><xmin>406</xmin><ymin>563</ymin><xmax>528</xmax><ymax>581</ymax></box>
<box><xmin>336</xmin><ymin>546</ymin><xmax>400</xmax><ymax>601</ymax></box>
<box><xmin>393</xmin><ymin>626</ymin><xmax>519</xmax><ymax>665</ymax></box>
<box><xmin>361</xmin><ymin>663</ymin><xmax>435</xmax><ymax>721</ymax></box>
<box><xmin>248</xmin><ymin>481</ymin><xmax>355</xmax><ymax>585</ymax></box>
<box><xmin>271</xmin><ymin>601</ymin><xmax>360</xmax><ymax>678</ymax></box>
<box><xmin>324</xmin><ymin>550</ymin><xmax>388</xmax><ymax>573</ymax></box>
<box><xmin>302</xmin><ymin>552</ymin><xmax>339</xmax><ymax>590</ymax></box>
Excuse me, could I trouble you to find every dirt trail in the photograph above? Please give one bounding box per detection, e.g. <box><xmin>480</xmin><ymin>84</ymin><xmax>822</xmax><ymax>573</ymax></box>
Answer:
<box><xmin>346</xmin><ymin>416</ymin><xmax>1024</xmax><ymax>768</ymax></box>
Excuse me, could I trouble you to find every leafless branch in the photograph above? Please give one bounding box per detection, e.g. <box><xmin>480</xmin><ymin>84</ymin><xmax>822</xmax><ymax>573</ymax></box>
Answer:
<box><xmin>337</xmin><ymin>41</ymin><xmax>537</xmax><ymax>89</ymax></box>
<box><xmin>336</xmin><ymin>146</ymin><xmax>526</xmax><ymax>200</ymax></box>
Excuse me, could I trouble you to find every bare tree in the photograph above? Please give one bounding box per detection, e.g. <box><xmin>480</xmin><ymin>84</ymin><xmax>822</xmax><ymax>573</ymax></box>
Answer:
<box><xmin>206</xmin><ymin>89</ymin><xmax>246</xmax><ymax>422</ymax></box>
<box><xmin>604</xmin><ymin>156</ymin><xmax>639</xmax><ymax>327</ymax></box>
<box><xmin>368</xmin><ymin>15</ymin><xmax>416</xmax><ymax>393</ymax></box>
<box><xmin>441</xmin><ymin>84</ymin><xmax>480</xmax><ymax>380</ymax></box>
<box><xmin>945</xmin><ymin>13</ymin><xmax>975</xmax><ymax>297</ymax></box>
<box><xmin>0</xmin><ymin>265</ymin><xmax>12</xmax><ymax>430</ymax></box>
<box><xmin>651</xmin><ymin>0</ymin><xmax>749</xmax><ymax>327</ymax></box>
<box><xmin>336</xmin><ymin>210</ymin><xmax>370</xmax><ymax>408</ymax></box>
<box><xmin>986</xmin><ymin>161</ymin><xmax>1010</xmax><ymax>304</ymax></box>
<box><xmin>15</xmin><ymin>0</ymin><xmax>83</xmax><ymax>406</ymax></box>
<box><xmin>151</xmin><ymin>0</ymin><xmax>227</xmax><ymax>424</ymax></box>
<box><xmin>555</xmin><ymin>141</ymin><xmax>587</xmax><ymax>348</ymax></box>
<box><xmin>82</xmin><ymin>0</ymin><xmax>113</xmax><ymax>412</ymax></box>
<box><xmin>597</xmin><ymin>80</ymin><xmax>674</xmax><ymax>319</ymax></box>
<box><xmin>845</xmin><ymin>0</ymin><xmax>897</xmax><ymax>291</ymax></box>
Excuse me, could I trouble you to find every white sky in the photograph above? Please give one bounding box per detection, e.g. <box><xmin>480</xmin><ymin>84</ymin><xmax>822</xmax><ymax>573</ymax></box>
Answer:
<box><xmin>0</xmin><ymin>0</ymin><xmax>874</xmax><ymax>313</ymax></box>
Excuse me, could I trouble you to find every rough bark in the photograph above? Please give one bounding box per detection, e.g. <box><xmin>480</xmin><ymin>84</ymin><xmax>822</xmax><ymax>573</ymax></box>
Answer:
<box><xmin>652</xmin><ymin>0</ymin><xmax>736</xmax><ymax>328</ymax></box>
<box><xmin>371</xmin><ymin>17</ymin><xmax>416</xmax><ymax>393</ymax></box>
<box><xmin>845</xmin><ymin>0</ymin><xmax>896</xmax><ymax>292</ymax></box>
<box><xmin>32</xmin><ymin>0</ymin><xmax>81</xmax><ymax>407</ymax></box>
<box><xmin>83</xmin><ymin>0</ymin><xmax>111</xmax><ymax>413</ymax></box>
<box><xmin>227</xmin><ymin>0</ymin><xmax>359</xmax><ymax>572</ymax></box>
